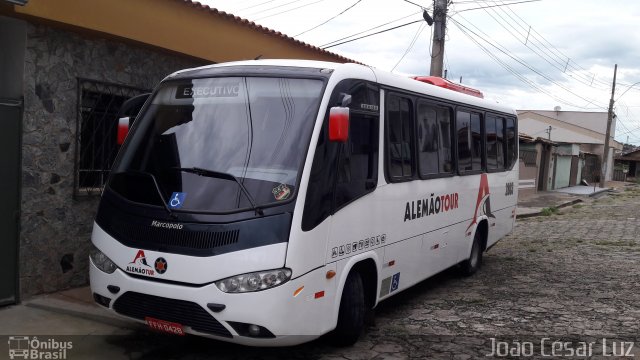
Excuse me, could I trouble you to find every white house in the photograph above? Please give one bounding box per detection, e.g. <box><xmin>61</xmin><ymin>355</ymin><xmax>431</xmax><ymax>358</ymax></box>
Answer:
<box><xmin>517</xmin><ymin>110</ymin><xmax>622</xmax><ymax>184</ymax></box>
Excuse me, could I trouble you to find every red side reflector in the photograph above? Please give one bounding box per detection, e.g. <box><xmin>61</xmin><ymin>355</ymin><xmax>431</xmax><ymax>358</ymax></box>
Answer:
<box><xmin>314</xmin><ymin>291</ymin><xmax>325</xmax><ymax>299</ymax></box>
<box><xmin>388</xmin><ymin>260</ymin><xmax>395</xmax><ymax>267</ymax></box>
<box><xmin>117</xmin><ymin>117</ymin><xmax>130</xmax><ymax>145</ymax></box>
<box><xmin>329</xmin><ymin>107</ymin><xmax>349</xmax><ymax>142</ymax></box>
<box><xmin>411</xmin><ymin>76</ymin><xmax>484</xmax><ymax>98</ymax></box>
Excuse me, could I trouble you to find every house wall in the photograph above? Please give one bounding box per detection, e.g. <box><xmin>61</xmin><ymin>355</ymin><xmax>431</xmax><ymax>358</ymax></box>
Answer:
<box><xmin>518</xmin><ymin>115</ymin><xmax>603</xmax><ymax>144</ymax></box>
<box><xmin>518</xmin><ymin>142</ymin><xmax>538</xmax><ymax>198</ymax></box>
<box><xmin>19</xmin><ymin>21</ymin><xmax>202</xmax><ymax>297</ymax></box>
<box><xmin>519</xmin><ymin>112</ymin><xmax>620</xmax><ymax>182</ymax></box>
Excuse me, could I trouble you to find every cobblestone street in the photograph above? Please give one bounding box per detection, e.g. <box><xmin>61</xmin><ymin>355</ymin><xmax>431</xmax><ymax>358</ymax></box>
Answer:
<box><xmin>3</xmin><ymin>186</ymin><xmax>639</xmax><ymax>360</ymax></box>
<box><xmin>74</xmin><ymin>185</ymin><xmax>636</xmax><ymax>359</ymax></box>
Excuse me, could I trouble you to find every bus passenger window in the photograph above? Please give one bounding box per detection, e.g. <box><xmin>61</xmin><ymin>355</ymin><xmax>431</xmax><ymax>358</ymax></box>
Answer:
<box><xmin>417</xmin><ymin>102</ymin><xmax>453</xmax><ymax>176</ymax></box>
<box><xmin>486</xmin><ymin>116</ymin><xmax>498</xmax><ymax>169</ymax></box>
<box><xmin>506</xmin><ymin>117</ymin><xmax>517</xmax><ymax>169</ymax></box>
<box><xmin>457</xmin><ymin>110</ymin><xmax>482</xmax><ymax>173</ymax></box>
<box><xmin>496</xmin><ymin>117</ymin><xmax>505</xmax><ymax>169</ymax></box>
<box><xmin>387</xmin><ymin>95</ymin><xmax>414</xmax><ymax>180</ymax></box>
<box><xmin>470</xmin><ymin>113</ymin><xmax>482</xmax><ymax>171</ymax></box>
<box><xmin>456</xmin><ymin>111</ymin><xmax>472</xmax><ymax>171</ymax></box>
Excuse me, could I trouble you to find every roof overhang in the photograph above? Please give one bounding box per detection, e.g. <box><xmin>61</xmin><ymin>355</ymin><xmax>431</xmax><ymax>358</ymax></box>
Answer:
<box><xmin>1</xmin><ymin>0</ymin><xmax>356</xmax><ymax>64</ymax></box>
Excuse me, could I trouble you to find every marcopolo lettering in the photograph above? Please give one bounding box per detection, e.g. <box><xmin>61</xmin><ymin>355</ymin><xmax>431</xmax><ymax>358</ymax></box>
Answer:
<box><xmin>151</xmin><ymin>220</ymin><xmax>183</xmax><ymax>230</ymax></box>
<box><xmin>404</xmin><ymin>192</ymin><xmax>459</xmax><ymax>222</ymax></box>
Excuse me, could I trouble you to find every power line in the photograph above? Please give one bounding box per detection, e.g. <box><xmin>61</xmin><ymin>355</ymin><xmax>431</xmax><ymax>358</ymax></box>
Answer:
<box><xmin>243</xmin><ymin>0</ymin><xmax>306</xmax><ymax>17</ymax></box>
<box><xmin>391</xmin><ymin>22</ymin><xmax>426</xmax><ymax>72</ymax></box>
<box><xmin>493</xmin><ymin>1</ymin><xmax>610</xmax><ymax>89</ymax></box>
<box><xmin>403</xmin><ymin>0</ymin><xmax>427</xmax><ymax>8</ymax></box>
<box><xmin>253</xmin><ymin>0</ymin><xmax>329</xmax><ymax>21</ymax></box>
<box><xmin>494</xmin><ymin>0</ymin><xmax>613</xmax><ymax>88</ymax></box>
<box><xmin>444</xmin><ymin>49</ymin><xmax>452</xmax><ymax>77</ymax></box>
<box><xmin>449</xmin><ymin>16</ymin><xmax>604</xmax><ymax>110</ymax></box>
<box><xmin>320</xmin><ymin>10</ymin><xmax>423</xmax><ymax>48</ymax></box>
<box><xmin>476</xmin><ymin>3</ymin><xmax>610</xmax><ymax>91</ymax></box>
<box><xmin>294</xmin><ymin>0</ymin><xmax>362</xmax><ymax>37</ymax></box>
<box><xmin>323</xmin><ymin>19</ymin><xmax>425</xmax><ymax>49</ymax></box>
<box><xmin>453</xmin><ymin>0</ymin><xmax>534</xmax><ymax>4</ymax></box>
<box><xmin>451</xmin><ymin>14</ymin><xmax>607</xmax><ymax>109</ymax></box>
<box><xmin>235</xmin><ymin>0</ymin><xmax>280</xmax><ymax>13</ymax></box>
<box><xmin>452</xmin><ymin>0</ymin><xmax>542</xmax><ymax>13</ymax></box>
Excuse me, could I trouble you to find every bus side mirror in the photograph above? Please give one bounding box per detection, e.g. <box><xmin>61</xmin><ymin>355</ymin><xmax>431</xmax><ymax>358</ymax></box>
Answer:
<box><xmin>329</xmin><ymin>107</ymin><xmax>349</xmax><ymax>143</ymax></box>
<box><xmin>115</xmin><ymin>92</ymin><xmax>151</xmax><ymax>145</ymax></box>
<box><xmin>117</xmin><ymin>117</ymin><xmax>130</xmax><ymax>145</ymax></box>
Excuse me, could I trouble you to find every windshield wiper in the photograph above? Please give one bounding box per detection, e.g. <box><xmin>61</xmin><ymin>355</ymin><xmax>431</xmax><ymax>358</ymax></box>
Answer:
<box><xmin>121</xmin><ymin>170</ymin><xmax>176</xmax><ymax>218</ymax></box>
<box><xmin>171</xmin><ymin>167</ymin><xmax>264</xmax><ymax>216</ymax></box>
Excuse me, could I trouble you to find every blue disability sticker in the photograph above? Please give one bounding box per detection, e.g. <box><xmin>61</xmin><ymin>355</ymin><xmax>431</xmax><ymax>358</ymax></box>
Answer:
<box><xmin>168</xmin><ymin>192</ymin><xmax>187</xmax><ymax>209</ymax></box>
<box><xmin>391</xmin><ymin>272</ymin><xmax>400</xmax><ymax>292</ymax></box>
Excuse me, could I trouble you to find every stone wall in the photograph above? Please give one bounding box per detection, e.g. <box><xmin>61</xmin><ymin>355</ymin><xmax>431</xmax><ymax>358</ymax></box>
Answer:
<box><xmin>20</xmin><ymin>22</ymin><xmax>204</xmax><ymax>297</ymax></box>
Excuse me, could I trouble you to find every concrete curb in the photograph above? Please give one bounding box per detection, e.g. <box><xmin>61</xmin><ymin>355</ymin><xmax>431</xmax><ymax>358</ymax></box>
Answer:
<box><xmin>516</xmin><ymin>199</ymin><xmax>583</xmax><ymax>219</ymax></box>
<box><xmin>588</xmin><ymin>188</ymin><xmax>611</xmax><ymax>197</ymax></box>
<box><xmin>24</xmin><ymin>298</ymin><xmax>140</xmax><ymax>330</ymax></box>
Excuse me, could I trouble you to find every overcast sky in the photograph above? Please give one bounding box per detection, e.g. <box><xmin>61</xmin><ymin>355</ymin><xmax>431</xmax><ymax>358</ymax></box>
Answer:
<box><xmin>202</xmin><ymin>0</ymin><xmax>640</xmax><ymax>145</ymax></box>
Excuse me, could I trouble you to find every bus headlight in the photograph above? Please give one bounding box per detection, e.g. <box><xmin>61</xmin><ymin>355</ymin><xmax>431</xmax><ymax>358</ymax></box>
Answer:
<box><xmin>89</xmin><ymin>246</ymin><xmax>118</xmax><ymax>274</ymax></box>
<box><xmin>215</xmin><ymin>268</ymin><xmax>292</xmax><ymax>293</ymax></box>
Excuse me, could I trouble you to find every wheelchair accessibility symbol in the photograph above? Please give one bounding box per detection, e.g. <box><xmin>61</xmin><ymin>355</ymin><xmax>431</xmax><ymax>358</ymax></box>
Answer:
<box><xmin>168</xmin><ymin>192</ymin><xmax>187</xmax><ymax>209</ymax></box>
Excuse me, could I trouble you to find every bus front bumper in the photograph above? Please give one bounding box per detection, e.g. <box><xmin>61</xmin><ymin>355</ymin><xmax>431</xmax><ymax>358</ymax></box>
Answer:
<box><xmin>89</xmin><ymin>259</ymin><xmax>337</xmax><ymax>346</ymax></box>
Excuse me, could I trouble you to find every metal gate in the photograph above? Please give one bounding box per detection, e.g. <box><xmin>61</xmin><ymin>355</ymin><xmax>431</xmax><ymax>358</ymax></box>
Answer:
<box><xmin>581</xmin><ymin>154</ymin><xmax>600</xmax><ymax>184</ymax></box>
<box><xmin>0</xmin><ymin>99</ymin><xmax>21</xmax><ymax>305</ymax></box>
<box><xmin>0</xmin><ymin>15</ymin><xmax>27</xmax><ymax>306</ymax></box>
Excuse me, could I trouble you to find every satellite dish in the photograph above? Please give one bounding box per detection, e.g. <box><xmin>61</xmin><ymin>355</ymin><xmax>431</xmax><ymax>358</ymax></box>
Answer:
<box><xmin>554</xmin><ymin>106</ymin><xmax>561</xmax><ymax>112</ymax></box>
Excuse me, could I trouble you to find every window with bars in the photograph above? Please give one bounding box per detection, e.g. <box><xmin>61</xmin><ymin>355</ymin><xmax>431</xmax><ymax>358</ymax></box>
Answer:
<box><xmin>520</xmin><ymin>149</ymin><xmax>538</xmax><ymax>167</ymax></box>
<box><xmin>75</xmin><ymin>79</ymin><xmax>148</xmax><ymax>196</ymax></box>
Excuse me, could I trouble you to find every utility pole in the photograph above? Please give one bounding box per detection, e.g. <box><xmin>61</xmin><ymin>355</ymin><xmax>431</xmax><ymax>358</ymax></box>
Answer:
<box><xmin>600</xmin><ymin>64</ymin><xmax>617</xmax><ymax>188</ymax></box>
<box><xmin>546</xmin><ymin>125</ymin><xmax>552</xmax><ymax>140</ymax></box>
<box><xmin>429</xmin><ymin>0</ymin><xmax>447</xmax><ymax>77</ymax></box>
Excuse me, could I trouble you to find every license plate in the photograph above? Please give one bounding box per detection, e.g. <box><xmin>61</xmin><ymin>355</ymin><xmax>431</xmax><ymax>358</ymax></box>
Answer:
<box><xmin>145</xmin><ymin>317</ymin><xmax>185</xmax><ymax>336</ymax></box>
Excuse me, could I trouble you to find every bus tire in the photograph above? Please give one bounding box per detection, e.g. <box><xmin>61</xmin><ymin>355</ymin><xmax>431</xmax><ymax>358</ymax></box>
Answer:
<box><xmin>331</xmin><ymin>271</ymin><xmax>365</xmax><ymax>346</ymax></box>
<box><xmin>460</xmin><ymin>230</ymin><xmax>483</xmax><ymax>276</ymax></box>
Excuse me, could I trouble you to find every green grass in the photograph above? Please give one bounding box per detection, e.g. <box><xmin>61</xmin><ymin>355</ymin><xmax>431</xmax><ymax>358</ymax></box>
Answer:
<box><xmin>541</xmin><ymin>207</ymin><xmax>559</xmax><ymax>216</ymax></box>
<box><xmin>572</xmin><ymin>204</ymin><xmax>584</xmax><ymax>209</ymax></box>
<box><xmin>595</xmin><ymin>240</ymin><xmax>638</xmax><ymax>247</ymax></box>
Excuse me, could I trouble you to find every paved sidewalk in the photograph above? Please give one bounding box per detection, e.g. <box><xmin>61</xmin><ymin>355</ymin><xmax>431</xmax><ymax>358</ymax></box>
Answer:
<box><xmin>516</xmin><ymin>181</ymin><xmax>634</xmax><ymax>218</ymax></box>
<box><xmin>517</xmin><ymin>191</ymin><xmax>583</xmax><ymax>218</ymax></box>
<box><xmin>0</xmin><ymin>287</ymin><xmax>139</xmax><ymax>336</ymax></box>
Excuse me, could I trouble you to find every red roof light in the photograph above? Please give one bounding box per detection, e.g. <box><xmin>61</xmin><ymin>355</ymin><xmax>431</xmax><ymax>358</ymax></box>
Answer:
<box><xmin>411</xmin><ymin>76</ymin><xmax>484</xmax><ymax>98</ymax></box>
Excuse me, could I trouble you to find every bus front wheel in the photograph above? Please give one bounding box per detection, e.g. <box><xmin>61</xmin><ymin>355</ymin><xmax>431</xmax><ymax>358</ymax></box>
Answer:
<box><xmin>330</xmin><ymin>271</ymin><xmax>365</xmax><ymax>346</ymax></box>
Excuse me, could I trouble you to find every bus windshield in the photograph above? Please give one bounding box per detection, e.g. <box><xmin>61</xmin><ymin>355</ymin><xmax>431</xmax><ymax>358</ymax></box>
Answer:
<box><xmin>109</xmin><ymin>77</ymin><xmax>324</xmax><ymax>213</ymax></box>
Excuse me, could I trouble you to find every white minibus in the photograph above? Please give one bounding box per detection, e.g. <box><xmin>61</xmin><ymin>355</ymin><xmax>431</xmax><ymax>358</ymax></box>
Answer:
<box><xmin>90</xmin><ymin>60</ymin><xmax>518</xmax><ymax>346</ymax></box>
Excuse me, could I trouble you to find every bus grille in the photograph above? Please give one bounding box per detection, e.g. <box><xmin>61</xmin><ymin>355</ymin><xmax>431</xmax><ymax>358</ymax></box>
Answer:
<box><xmin>113</xmin><ymin>292</ymin><xmax>232</xmax><ymax>338</ymax></box>
<box><xmin>112</xmin><ymin>222</ymin><xmax>239</xmax><ymax>252</ymax></box>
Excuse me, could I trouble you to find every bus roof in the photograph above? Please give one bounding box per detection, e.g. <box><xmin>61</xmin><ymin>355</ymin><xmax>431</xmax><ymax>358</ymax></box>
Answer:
<box><xmin>166</xmin><ymin>60</ymin><xmax>516</xmax><ymax>116</ymax></box>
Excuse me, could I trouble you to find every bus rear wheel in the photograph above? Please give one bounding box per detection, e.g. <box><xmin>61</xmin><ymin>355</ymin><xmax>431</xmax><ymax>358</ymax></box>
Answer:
<box><xmin>330</xmin><ymin>271</ymin><xmax>365</xmax><ymax>346</ymax></box>
<box><xmin>460</xmin><ymin>230</ymin><xmax>483</xmax><ymax>276</ymax></box>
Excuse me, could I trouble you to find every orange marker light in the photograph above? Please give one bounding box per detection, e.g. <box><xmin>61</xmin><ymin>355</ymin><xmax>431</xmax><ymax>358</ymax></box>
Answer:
<box><xmin>326</xmin><ymin>270</ymin><xmax>336</xmax><ymax>279</ymax></box>
<box><xmin>293</xmin><ymin>286</ymin><xmax>304</xmax><ymax>297</ymax></box>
